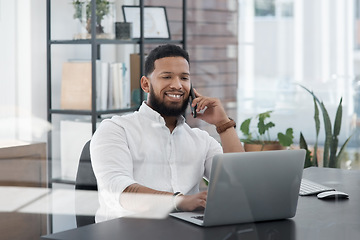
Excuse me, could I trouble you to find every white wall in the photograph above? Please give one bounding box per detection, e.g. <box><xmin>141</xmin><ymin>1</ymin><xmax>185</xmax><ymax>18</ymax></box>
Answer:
<box><xmin>0</xmin><ymin>1</ymin><xmax>18</xmax><ymax>140</ymax></box>
<box><xmin>0</xmin><ymin>0</ymin><xmax>50</xmax><ymax>142</ymax></box>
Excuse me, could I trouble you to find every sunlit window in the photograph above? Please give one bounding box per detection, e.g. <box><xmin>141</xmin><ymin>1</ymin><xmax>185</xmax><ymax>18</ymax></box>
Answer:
<box><xmin>238</xmin><ymin>0</ymin><xmax>358</xmax><ymax>166</ymax></box>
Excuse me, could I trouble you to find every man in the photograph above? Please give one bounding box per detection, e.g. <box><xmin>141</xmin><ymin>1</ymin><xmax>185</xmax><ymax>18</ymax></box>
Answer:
<box><xmin>90</xmin><ymin>44</ymin><xmax>244</xmax><ymax>222</ymax></box>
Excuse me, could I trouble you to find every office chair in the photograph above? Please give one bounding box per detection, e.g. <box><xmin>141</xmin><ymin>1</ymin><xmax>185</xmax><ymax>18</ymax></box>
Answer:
<box><xmin>75</xmin><ymin>140</ymin><xmax>98</xmax><ymax>227</ymax></box>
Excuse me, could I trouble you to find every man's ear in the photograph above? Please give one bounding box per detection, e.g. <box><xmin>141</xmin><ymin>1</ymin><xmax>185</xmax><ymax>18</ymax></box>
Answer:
<box><xmin>140</xmin><ymin>76</ymin><xmax>150</xmax><ymax>93</ymax></box>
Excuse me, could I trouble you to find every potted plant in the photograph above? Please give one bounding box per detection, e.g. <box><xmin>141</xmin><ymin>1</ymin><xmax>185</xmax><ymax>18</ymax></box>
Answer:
<box><xmin>72</xmin><ymin>0</ymin><xmax>112</xmax><ymax>37</ymax></box>
<box><xmin>299</xmin><ymin>85</ymin><xmax>352</xmax><ymax>168</ymax></box>
<box><xmin>240</xmin><ymin>111</ymin><xmax>294</xmax><ymax>151</ymax></box>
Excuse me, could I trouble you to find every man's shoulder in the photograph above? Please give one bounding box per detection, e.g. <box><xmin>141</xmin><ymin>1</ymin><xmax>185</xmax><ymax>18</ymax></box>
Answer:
<box><xmin>100</xmin><ymin>112</ymin><xmax>140</xmax><ymax>127</ymax></box>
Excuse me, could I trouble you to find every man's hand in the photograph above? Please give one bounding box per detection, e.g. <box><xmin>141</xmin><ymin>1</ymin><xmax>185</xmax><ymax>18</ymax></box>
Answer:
<box><xmin>191</xmin><ymin>88</ymin><xmax>228</xmax><ymax>126</ymax></box>
<box><xmin>177</xmin><ymin>191</ymin><xmax>207</xmax><ymax>211</ymax></box>
<box><xmin>120</xmin><ymin>184</ymin><xmax>208</xmax><ymax>212</ymax></box>
<box><xmin>190</xmin><ymin>88</ymin><xmax>244</xmax><ymax>153</ymax></box>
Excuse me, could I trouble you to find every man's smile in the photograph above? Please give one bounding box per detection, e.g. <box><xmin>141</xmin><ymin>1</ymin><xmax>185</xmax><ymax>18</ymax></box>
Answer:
<box><xmin>165</xmin><ymin>92</ymin><xmax>184</xmax><ymax>101</ymax></box>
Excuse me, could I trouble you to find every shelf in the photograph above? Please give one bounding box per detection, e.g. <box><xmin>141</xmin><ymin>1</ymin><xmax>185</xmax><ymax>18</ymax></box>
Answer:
<box><xmin>50</xmin><ymin>106</ymin><xmax>140</xmax><ymax>116</ymax></box>
<box><xmin>50</xmin><ymin>39</ymin><xmax>184</xmax><ymax>45</ymax></box>
<box><xmin>50</xmin><ymin>109</ymin><xmax>93</xmax><ymax>115</ymax></box>
<box><xmin>50</xmin><ymin>39</ymin><xmax>139</xmax><ymax>45</ymax></box>
<box><xmin>142</xmin><ymin>39</ymin><xmax>184</xmax><ymax>45</ymax></box>
<box><xmin>47</xmin><ymin>0</ymin><xmax>187</xmax><ymax>187</ymax></box>
<box><xmin>50</xmin><ymin>39</ymin><xmax>92</xmax><ymax>44</ymax></box>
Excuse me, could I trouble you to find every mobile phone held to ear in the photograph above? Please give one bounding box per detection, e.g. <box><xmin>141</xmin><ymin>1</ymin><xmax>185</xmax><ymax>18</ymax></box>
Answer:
<box><xmin>189</xmin><ymin>85</ymin><xmax>197</xmax><ymax>118</ymax></box>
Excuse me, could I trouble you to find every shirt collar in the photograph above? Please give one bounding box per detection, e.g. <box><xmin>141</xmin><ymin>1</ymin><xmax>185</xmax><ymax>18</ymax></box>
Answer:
<box><xmin>138</xmin><ymin>101</ymin><xmax>186</xmax><ymax>127</ymax></box>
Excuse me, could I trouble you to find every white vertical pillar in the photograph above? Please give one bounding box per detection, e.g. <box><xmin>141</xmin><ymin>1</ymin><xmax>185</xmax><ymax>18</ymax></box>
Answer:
<box><xmin>320</xmin><ymin>0</ymin><xmax>329</xmax><ymax>83</ymax></box>
<box><xmin>276</xmin><ymin>0</ymin><xmax>285</xmax><ymax>80</ymax></box>
<box><xmin>238</xmin><ymin>0</ymin><xmax>254</xmax><ymax>110</ymax></box>
<box><xmin>0</xmin><ymin>0</ymin><xmax>17</xmax><ymax>140</ymax></box>
<box><xmin>335</xmin><ymin>0</ymin><xmax>345</xmax><ymax>101</ymax></box>
<box><xmin>294</xmin><ymin>0</ymin><xmax>303</xmax><ymax>83</ymax></box>
<box><xmin>346</xmin><ymin>0</ymin><xmax>354</xmax><ymax>116</ymax></box>
<box><xmin>16</xmin><ymin>0</ymin><xmax>32</xmax><ymax>141</ymax></box>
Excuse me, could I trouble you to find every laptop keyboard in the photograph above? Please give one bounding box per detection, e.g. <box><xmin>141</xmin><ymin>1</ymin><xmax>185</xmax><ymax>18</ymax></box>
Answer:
<box><xmin>299</xmin><ymin>178</ymin><xmax>335</xmax><ymax>196</ymax></box>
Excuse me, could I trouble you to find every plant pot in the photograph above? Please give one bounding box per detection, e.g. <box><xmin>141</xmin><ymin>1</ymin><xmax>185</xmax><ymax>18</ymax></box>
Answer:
<box><xmin>244</xmin><ymin>141</ymin><xmax>285</xmax><ymax>152</ymax></box>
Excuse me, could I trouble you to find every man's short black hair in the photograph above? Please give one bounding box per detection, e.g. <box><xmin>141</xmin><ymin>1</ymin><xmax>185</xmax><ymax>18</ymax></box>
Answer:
<box><xmin>144</xmin><ymin>44</ymin><xmax>189</xmax><ymax>76</ymax></box>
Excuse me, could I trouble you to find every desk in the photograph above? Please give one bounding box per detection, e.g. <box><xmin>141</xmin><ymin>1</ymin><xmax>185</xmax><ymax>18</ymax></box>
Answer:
<box><xmin>41</xmin><ymin>167</ymin><xmax>360</xmax><ymax>240</ymax></box>
<box><xmin>0</xmin><ymin>141</ymin><xmax>47</xmax><ymax>187</ymax></box>
<box><xmin>0</xmin><ymin>141</ymin><xmax>48</xmax><ymax>240</ymax></box>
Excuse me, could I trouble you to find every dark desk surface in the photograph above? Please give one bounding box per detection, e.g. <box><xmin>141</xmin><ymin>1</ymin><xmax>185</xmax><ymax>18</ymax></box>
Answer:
<box><xmin>41</xmin><ymin>167</ymin><xmax>360</xmax><ymax>240</ymax></box>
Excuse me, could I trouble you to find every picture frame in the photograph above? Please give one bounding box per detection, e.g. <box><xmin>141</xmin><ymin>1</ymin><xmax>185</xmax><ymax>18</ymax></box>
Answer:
<box><xmin>122</xmin><ymin>6</ymin><xmax>171</xmax><ymax>39</ymax></box>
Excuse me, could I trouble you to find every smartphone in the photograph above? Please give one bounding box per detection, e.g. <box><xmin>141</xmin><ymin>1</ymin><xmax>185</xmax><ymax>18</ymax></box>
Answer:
<box><xmin>189</xmin><ymin>85</ymin><xmax>197</xmax><ymax>118</ymax></box>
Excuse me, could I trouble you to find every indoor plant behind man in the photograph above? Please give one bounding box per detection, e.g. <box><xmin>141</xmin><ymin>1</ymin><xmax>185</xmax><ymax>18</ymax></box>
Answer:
<box><xmin>90</xmin><ymin>44</ymin><xmax>244</xmax><ymax>222</ymax></box>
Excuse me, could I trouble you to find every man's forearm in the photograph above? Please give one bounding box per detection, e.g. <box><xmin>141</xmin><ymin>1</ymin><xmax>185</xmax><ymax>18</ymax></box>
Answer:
<box><xmin>123</xmin><ymin>183</ymin><xmax>172</xmax><ymax>195</ymax></box>
<box><xmin>120</xmin><ymin>183</ymin><xmax>173</xmax><ymax>212</ymax></box>
<box><xmin>219</xmin><ymin>127</ymin><xmax>244</xmax><ymax>153</ymax></box>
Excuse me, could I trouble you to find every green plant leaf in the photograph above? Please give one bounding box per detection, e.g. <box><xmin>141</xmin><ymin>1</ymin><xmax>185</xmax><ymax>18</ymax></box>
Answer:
<box><xmin>258</xmin><ymin>120</ymin><xmax>275</xmax><ymax>135</ymax></box>
<box><xmin>85</xmin><ymin>0</ymin><xmax>111</xmax><ymax>25</ymax></box>
<box><xmin>300</xmin><ymin>132</ymin><xmax>313</xmax><ymax>168</ymax></box>
<box><xmin>73</xmin><ymin>0</ymin><xmax>85</xmax><ymax>20</ymax></box>
<box><xmin>299</xmin><ymin>84</ymin><xmax>332</xmax><ymax>167</ymax></box>
<box><xmin>329</xmin><ymin>98</ymin><xmax>343</xmax><ymax>168</ymax></box>
<box><xmin>329</xmin><ymin>136</ymin><xmax>339</xmax><ymax>168</ymax></box>
<box><xmin>277</xmin><ymin>128</ymin><xmax>294</xmax><ymax>147</ymax></box>
<box><xmin>299</xmin><ymin>85</ymin><xmax>321</xmax><ymax>105</ymax></box>
<box><xmin>313</xmin><ymin>97</ymin><xmax>320</xmax><ymax>137</ymax></box>
<box><xmin>313</xmin><ymin>97</ymin><xmax>320</xmax><ymax>167</ymax></box>
<box><xmin>333</xmin><ymin>98</ymin><xmax>343</xmax><ymax>137</ymax></box>
<box><xmin>320</xmin><ymin>101</ymin><xmax>332</xmax><ymax>167</ymax></box>
<box><xmin>257</xmin><ymin>111</ymin><xmax>273</xmax><ymax>136</ymax></box>
<box><xmin>299</xmin><ymin>132</ymin><xmax>308</xmax><ymax>149</ymax></box>
<box><xmin>257</xmin><ymin>118</ymin><xmax>265</xmax><ymax>135</ymax></box>
<box><xmin>257</xmin><ymin>111</ymin><xmax>272</xmax><ymax>121</ymax></box>
<box><xmin>335</xmin><ymin>134</ymin><xmax>353</xmax><ymax>168</ymax></box>
<box><xmin>240</xmin><ymin>110</ymin><xmax>291</xmax><ymax>144</ymax></box>
<box><xmin>240</xmin><ymin>118</ymin><xmax>251</xmax><ymax>136</ymax></box>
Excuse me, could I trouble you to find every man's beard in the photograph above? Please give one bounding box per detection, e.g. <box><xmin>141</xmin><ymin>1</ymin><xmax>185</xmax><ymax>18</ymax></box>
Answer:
<box><xmin>148</xmin><ymin>85</ymin><xmax>189</xmax><ymax>117</ymax></box>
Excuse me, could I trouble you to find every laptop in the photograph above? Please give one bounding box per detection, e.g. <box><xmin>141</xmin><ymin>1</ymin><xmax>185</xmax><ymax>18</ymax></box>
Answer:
<box><xmin>170</xmin><ymin>149</ymin><xmax>306</xmax><ymax>227</ymax></box>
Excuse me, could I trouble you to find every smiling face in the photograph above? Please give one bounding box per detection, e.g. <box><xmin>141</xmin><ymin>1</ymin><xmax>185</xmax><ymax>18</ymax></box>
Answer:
<box><xmin>141</xmin><ymin>56</ymin><xmax>191</xmax><ymax>117</ymax></box>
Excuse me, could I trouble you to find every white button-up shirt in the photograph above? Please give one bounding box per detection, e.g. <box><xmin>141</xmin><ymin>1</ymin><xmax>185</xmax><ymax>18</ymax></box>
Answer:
<box><xmin>90</xmin><ymin>102</ymin><xmax>222</xmax><ymax>222</ymax></box>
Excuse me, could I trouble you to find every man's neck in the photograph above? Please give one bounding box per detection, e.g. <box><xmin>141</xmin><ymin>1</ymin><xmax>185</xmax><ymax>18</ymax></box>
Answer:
<box><xmin>163</xmin><ymin>115</ymin><xmax>178</xmax><ymax>133</ymax></box>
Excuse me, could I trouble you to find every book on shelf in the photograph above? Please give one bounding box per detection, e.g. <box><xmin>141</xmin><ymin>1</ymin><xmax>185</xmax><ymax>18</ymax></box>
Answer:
<box><xmin>60</xmin><ymin>60</ymin><xmax>130</xmax><ymax>111</ymax></box>
<box><xmin>100</xmin><ymin>61</ymin><xmax>109</xmax><ymax>110</ymax></box>
<box><xmin>111</xmin><ymin>63</ymin><xmax>123</xmax><ymax>109</ymax></box>
<box><xmin>130</xmin><ymin>53</ymin><xmax>142</xmax><ymax>106</ymax></box>
<box><xmin>61</xmin><ymin>62</ymin><xmax>92</xmax><ymax>110</ymax></box>
<box><xmin>96</xmin><ymin>60</ymin><xmax>109</xmax><ymax>110</ymax></box>
<box><xmin>108</xmin><ymin>61</ymin><xmax>130</xmax><ymax>109</ymax></box>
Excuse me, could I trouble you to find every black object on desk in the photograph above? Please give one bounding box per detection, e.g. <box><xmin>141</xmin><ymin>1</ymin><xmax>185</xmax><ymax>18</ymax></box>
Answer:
<box><xmin>41</xmin><ymin>167</ymin><xmax>360</xmax><ymax>240</ymax></box>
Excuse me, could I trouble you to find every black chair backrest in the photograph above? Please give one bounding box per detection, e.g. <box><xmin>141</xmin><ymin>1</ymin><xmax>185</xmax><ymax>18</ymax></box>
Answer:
<box><xmin>75</xmin><ymin>140</ymin><xmax>98</xmax><ymax>227</ymax></box>
<box><xmin>75</xmin><ymin>140</ymin><xmax>98</xmax><ymax>191</ymax></box>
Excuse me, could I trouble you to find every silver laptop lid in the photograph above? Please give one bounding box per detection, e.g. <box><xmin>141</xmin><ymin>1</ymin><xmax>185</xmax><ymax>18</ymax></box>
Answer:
<box><xmin>203</xmin><ymin>149</ymin><xmax>306</xmax><ymax>226</ymax></box>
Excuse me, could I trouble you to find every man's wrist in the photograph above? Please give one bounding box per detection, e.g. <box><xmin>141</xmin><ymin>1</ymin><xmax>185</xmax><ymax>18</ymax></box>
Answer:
<box><xmin>216</xmin><ymin>118</ymin><xmax>236</xmax><ymax>134</ymax></box>
<box><xmin>173</xmin><ymin>192</ymin><xmax>183</xmax><ymax>211</ymax></box>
